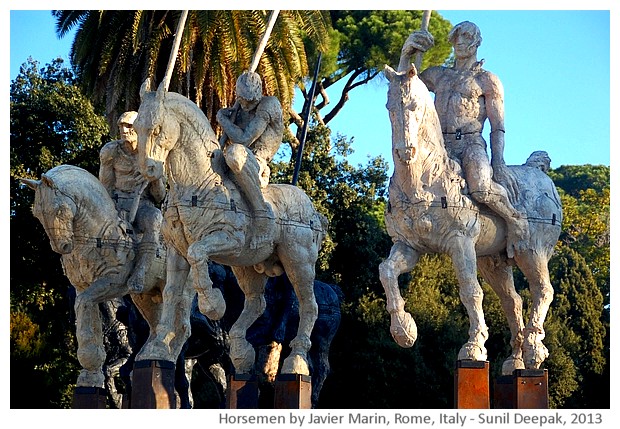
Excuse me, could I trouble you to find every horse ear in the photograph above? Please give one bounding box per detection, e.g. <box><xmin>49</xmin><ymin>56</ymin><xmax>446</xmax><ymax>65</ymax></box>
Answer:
<box><xmin>41</xmin><ymin>173</ymin><xmax>55</xmax><ymax>188</ymax></box>
<box><xmin>156</xmin><ymin>80</ymin><xmax>167</xmax><ymax>101</ymax></box>
<box><xmin>140</xmin><ymin>78</ymin><xmax>154</xmax><ymax>100</ymax></box>
<box><xmin>384</xmin><ymin>65</ymin><xmax>397</xmax><ymax>81</ymax></box>
<box><xmin>20</xmin><ymin>178</ymin><xmax>40</xmax><ymax>190</ymax></box>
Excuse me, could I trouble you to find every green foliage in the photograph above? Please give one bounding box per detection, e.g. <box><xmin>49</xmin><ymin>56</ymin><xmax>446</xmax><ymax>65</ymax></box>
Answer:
<box><xmin>328</xmin><ymin>10</ymin><xmax>452</xmax><ymax>75</ymax></box>
<box><xmin>54</xmin><ymin>10</ymin><xmax>330</xmax><ymax>125</ymax></box>
<box><xmin>548</xmin><ymin>164</ymin><xmax>609</xmax><ymax>197</ymax></box>
<box><xmin>10</xmin><ymin>57</ymin><xmax>109</xmax><ymax>179</ymax></box>
<box><xmin>555</xmin><ymin>188</ymin><xmax>610</xmax><ymax>304</ymax></box>
<box><xmin>313</xmin><ymin>11</ymin><xmax>453</xmax><ymax>125</ymax></box>
<box><xmin>10</xmin><ymin>58</ymin><xmax>107</xmax><ymax>408</ymax></box>
<box><xmin>545</xmin><ymin>246</ymin><xmax>607</xmax><ymax>407</ymax></box>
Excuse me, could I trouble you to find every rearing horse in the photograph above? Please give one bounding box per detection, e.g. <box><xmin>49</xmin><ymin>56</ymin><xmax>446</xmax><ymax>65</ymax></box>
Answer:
<box><xmin>134</xmin><ymin>82</ymin><xmax>327</xmax><ymax>376</ymax></box>
<box><xmin>381</xmin><ymin>64</ymin><xmax>562</xmax><ymax>374</ymax></box>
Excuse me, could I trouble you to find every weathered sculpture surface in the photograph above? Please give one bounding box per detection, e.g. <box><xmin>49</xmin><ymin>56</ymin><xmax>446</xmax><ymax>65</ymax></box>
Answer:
<box><xmin>216</xmin><ymin>71</ymin><xmax>284</xmax><ymax>249</ymax></box>
<box><xmin>20</xmin><ymin>165</ymin><xmax>181</xmax><ymax>388</ymax></box>
<box><xmin>134</xmin><ymin>79</ymin><xmax>328</xmax><ymax>377</ymax></box>
<box><xmin>98</xmin><ymin>111</ymin><xmax>166</xmax><ymax>292</ymax></box>
<box><xmin>380</xmin><ymin>21</ymin><xmax>563</xmax><ymax>374</ymax></box>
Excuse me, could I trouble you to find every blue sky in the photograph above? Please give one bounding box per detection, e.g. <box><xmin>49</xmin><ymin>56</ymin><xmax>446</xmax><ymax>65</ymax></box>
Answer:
<box><xmin>8</xmin><ymin>7</ymin><xmax>612</xmax><ymax>172</ymax></box>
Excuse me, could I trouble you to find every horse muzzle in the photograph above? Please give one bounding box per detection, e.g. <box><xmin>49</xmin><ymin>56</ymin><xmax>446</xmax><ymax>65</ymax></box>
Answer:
<box><xmin>142</xmin><ymin>158</ymin><xmax>165</xmax><ymax>182</ymax></box>
<box><xmin>52</xmin><ymin>238</ymin><xmax>74</xmax><ymax>254</ymax></box>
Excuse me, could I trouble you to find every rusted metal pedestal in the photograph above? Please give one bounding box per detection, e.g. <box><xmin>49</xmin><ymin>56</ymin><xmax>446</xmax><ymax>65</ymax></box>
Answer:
<box><xmin>514</xmin><ymin>369</ymin><xmax>549</xmax><ymax>408</ymax></box>
<box><xmin>72</xmin><ymin>386</ymin><xmax>107</xmax><ymax>409</ymax></box>
<box><xmin>493</xmin><ymin>375</ymin><xmax>515</xmax><ymax>408</ymax></box>
<box><xmin>274</xmin><ymin>374</ymin><xmax>312</xmax><ymax>409</ymax></box>
<box><xmin>454</xmin><ymin>360</ymin><xmax>490</xmax><ymax>409</ymax></box>
<box><xmin>130</xmin><ymin>360</ymin><xmax>176</xmax><ymax>409</ymax></box>
<box><xmin>492</xmin><ymin>369</ymin><xmax>549</xmax><ymax>408</ymax></box>
<box><xmin>226</xmin><ymin>373</ymin><xmax>259</xmax><ymax>409</ymax></box>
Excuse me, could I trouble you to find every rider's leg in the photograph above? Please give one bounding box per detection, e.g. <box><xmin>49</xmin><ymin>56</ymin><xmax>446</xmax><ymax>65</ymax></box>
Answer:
<box><xmin>463</xmin><ymin>146</ymin><xmax>529</xmax><ymax>258</ymax></box>
<box><xmin>224</xmin><ymin>143</ymin><xmax>275</xmax><ymax>249</ymax></box>
<box><xmin>128</xmin><ymin>205</ymin><xmax>162</xmax><ymax>292</ymax></box>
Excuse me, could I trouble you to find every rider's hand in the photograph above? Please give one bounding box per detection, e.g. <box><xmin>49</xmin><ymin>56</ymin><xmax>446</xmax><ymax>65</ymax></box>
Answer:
<box><xmin>492</xmin><ymin>163</ymin><xmax>519</xmax><ymax>203</ymax></box>
<box><xmin>402</xmin><ymin>30</ymin><xmax>435</xmax><ymax>56</ymax></box>
<box><xmin>216</xmin><ymin>108</ymin><xmax>233</xmax><ymax>124</ymax></box>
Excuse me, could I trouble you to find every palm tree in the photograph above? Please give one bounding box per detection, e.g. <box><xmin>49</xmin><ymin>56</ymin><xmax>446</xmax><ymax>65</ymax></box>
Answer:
<box><xmin>53</xmin><ymin>10</ymin><xmax>330</xmax><ymax>130</ymax></box>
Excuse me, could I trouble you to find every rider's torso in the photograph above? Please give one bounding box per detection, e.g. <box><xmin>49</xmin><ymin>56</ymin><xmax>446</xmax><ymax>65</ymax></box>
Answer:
<box><xmin>111</xmin><ymin>143</ymin><xmax>144</xmax><ymax>194</ymax></box>
<box><xmin>235</xmin><ymin>96</ymin><xmax>283</xmax><ymax>162</ymax></box>
<box><xmin>425</xmin><ymin>67</ymin><xmax>487</xmax><ymax>135</ymax></box>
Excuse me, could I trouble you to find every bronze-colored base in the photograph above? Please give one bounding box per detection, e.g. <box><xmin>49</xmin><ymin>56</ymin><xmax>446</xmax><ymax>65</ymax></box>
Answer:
<box><xmin>130</xmin><ymin>360</ymin><xmax>176</xmax><ymax>409</ymax></box>
<box><xmin>454</xmin><ymin>360</ymin><xmax>490</xmax><ymax>409</ymax></box>
<box><xmin>274</xmin><ymin>374</ymin><xmax>312</xmax><ymax>409</ymax></box>
<box><xmin>226</xmin><ymin>373</ymin><xmax>259</xmax><ymax>409</ymax></box>
<box><xmin>72</xmin><ymin>386</ymin><xmax>107</xmax><ymax>409</ymax></box>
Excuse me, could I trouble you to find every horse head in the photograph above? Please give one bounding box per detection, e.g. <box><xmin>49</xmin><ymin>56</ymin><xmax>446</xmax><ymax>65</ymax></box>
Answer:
<box><xmin>21</xmin><ymin>173</ymin><xmax>76</xmax><ymax>254</ymax></box>
<box><xmin>135</xmin><ymin>80</ymin><xmax>181</xmax><ymax>183</ymax></box>
<box><xmin>135</xmin><ymin>80</ymin><xmax>220</xmax><ymax>187</ymax></box>
<box><xmin>384</xmin><ymin>64</ymin><xmax>432</xmax><ymax>166</ymax></box>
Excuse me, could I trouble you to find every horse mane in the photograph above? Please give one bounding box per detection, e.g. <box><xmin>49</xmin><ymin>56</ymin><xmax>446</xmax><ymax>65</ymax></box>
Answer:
<box><xmin>162</xmin><ymin>92</ymin><xmax>219</xmax><ymax>149</ymax></box>
<box><xmin>42</xmin><ymin>165</ymin><xmax>117</xmax><ymax>214</ymax></box>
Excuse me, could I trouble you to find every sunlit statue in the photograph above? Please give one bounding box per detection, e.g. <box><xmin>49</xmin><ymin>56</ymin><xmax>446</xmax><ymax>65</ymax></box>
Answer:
<box><xmin>379</xmin><ymin>21</ymin><xmax>563</xmax><ymax>374</ymax></box>
<box><xmin>99</xmin><ymin>111</ymin><xmax>166</xmax><ymax>292</ymax></box>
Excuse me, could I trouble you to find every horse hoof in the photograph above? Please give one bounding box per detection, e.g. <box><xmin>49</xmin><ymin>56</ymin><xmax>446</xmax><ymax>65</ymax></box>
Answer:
<box><xmin>458</xmin><ymin>342</ymin><xmax>487</xmax><ymax>361</ymax></box>
<box><xmin>390</xmin><ymin>311</ymin><xmax>417</xmax><ymax>348</ymax></box>
<box><xmin>281</xmin><ymin>354</ymin><xmax>310</xmax><ymax>376</ymax></box>
<box><xmin>198</xmin><ymin>288</ymin><xmax>226</xmax><ymax>320</ymax></box>
<box><xmin>136</xmin><ymin>340</ymin><xmax>171</xmax><ymax>362</ymax></box>
<box><xmin>77</xmin><ymin>369</ymin><xmax>105</xmax><ymax>388</ymax></box>
<box><xmin>501</xmin><ymin>357</ymin><xmax>525</xmax><ymax>375</ymax></box>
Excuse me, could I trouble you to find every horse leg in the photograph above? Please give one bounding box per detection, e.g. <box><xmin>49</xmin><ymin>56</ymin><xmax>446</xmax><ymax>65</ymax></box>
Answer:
<box><xmin>450</xmin><ymin>239</ymin><xmax>488</xmax><ymax>361</ymax></box>
<box><xmin>137</xmin><ymin>247</ymin><xmax>192</xmax><ymax>362</ymax></box>
<box><xmin>379</xmin><ymin>241</ymin><xmax>420</xmax><ymax>347</ymax></box>
<box><xmin>279</xmin><ymin>262</ymin><xmax>318</xmax><ymax>376</ymax></box>
<box><xmin>74</xmin><ymin>277</ymin><xmax>129</xmax><ymax>387</ymax></box>
<box><xmin>130</xmin><ymin>292</ymin><xmax>163</xmax><ymax>350</ymax></box>
<box><xmin>478</xmin><ymin>255</ymin><xmax>526</xmax><ymax>374</ymax></box>
<box><xmin>514</xmin><ymin>250</ymin><xmax>554</xmax><ymax>369</ymax></box>
<box><xmin>186</xmin><ymin>233</ymin><xmax>233</xmax><ymax>320</ymax></box>
<box><xmin>229</xmin><ymin>266</ymin><xmax>268</xmax><ymax>374</ymax></box>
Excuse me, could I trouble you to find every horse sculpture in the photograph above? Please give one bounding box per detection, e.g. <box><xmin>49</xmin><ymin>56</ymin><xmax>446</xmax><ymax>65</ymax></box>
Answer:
<box><xmin>380</xmin><ymin>64</ymin><xmax>563</xmax><ymax>374</ymax></box>
<box><xmin>133</xmin><ymin>82</ymin><xmax>327</xmax><ymax>377</ymax></box>
<box><xmin>20</xmin><ymin>165</ymin><xmax>189</xmax><ymax>388</ymax></box>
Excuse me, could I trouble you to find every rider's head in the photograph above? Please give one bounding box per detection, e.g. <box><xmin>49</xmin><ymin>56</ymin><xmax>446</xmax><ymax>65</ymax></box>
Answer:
<box><xmin>117</xmin><ymin>111</ymin><xmax>138</xmax><ymax>146</ymax></box>
<box><xmin>448</xmin><ymin>21</ymin><xmax>482</xmax><ymax>55</ymax></box>
<box><xmin>236</xmin><ymin>71</ymin><xmax>262</xmax><ymax>111</ymax></box>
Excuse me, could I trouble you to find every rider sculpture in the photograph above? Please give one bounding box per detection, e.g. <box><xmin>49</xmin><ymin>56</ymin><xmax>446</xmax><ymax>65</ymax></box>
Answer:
<box><xmin>400</xmin><ymin>21</ymin><xmax>529</xmax><ymax>258</ymax></box>
<box><xmin>216</xmin><ymin>71</ymin><xmax>284</xmax><ymax>250</ymax></box>
<box><xmin>99</xmin><ymin>111</ymin><xmax>166</xmax><ymax>292</ymax></box>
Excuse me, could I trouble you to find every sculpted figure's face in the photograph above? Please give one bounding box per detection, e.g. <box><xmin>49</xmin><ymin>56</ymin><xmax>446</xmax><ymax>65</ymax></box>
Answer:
<box><xmin>239</xmin><ymin>97</ymin><xmax>260</xmax><ymax>112</ymax></box>
<box><xmin>119</xmin><ymin>122</ymin><xmax>138</xmax><ymax>150</ymax></box>
<box><xmin>453</xmin><ymin>31</ymin><xmax>478</xmax><ymax>60</ymax></box>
